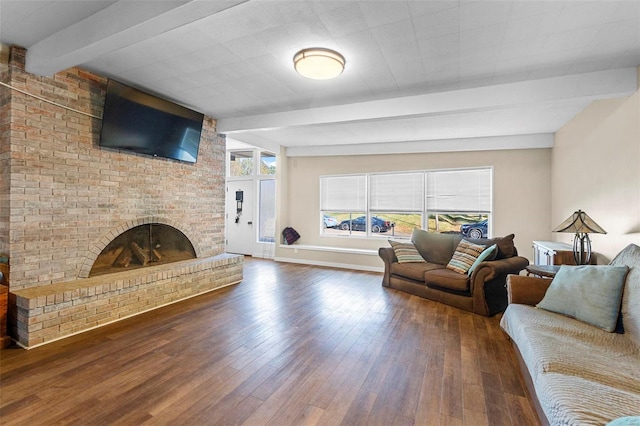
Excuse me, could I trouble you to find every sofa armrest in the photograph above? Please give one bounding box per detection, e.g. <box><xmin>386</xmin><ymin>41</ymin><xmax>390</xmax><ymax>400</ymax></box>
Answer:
<box><xmin>506</xmin><ymin>274</ymin><xmax>552</xmax><ymax>306</ymax></box>
<box><xmin>471</xmin><ymin>256</ymin><xmax>530</xmax><ymax>282</ymax></box>
<box><xmin>378</xmin><ymin>247</ymin><xmax>398</xmax><ymax>287</ymax></box>
<box><xmin>378</xmin><ymin>246</ymin><xmax>397</xmax><ymax>265</ymax></box>
<box><xmin>469</xmin><ymin>256</ymin><xmax>529</xmax><ymax>316</ymax></box>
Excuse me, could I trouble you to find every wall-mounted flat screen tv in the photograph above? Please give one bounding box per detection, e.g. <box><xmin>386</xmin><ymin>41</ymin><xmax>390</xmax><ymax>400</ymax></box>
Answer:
<box><xmin>99</xmin><ymin>79</ymin><xmax>204</xmax><ymax>163</ymax></box>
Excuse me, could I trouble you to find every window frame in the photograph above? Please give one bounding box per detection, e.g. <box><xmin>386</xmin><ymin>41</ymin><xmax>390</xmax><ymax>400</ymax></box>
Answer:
<box><xmin>319</xmin><ymin>167</ymin><xmax>493</xmax><ymax>239</ymax></box>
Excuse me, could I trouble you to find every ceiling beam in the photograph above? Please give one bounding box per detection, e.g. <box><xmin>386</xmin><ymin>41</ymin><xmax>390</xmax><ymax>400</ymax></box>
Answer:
<box><xmin>25</xmin><ymin>0</ymin><xmax>248</xmax><ymax>76</ymax></box>
<box><xmin>286</xmin><ymin>134</ymin><xmax>555</xmax><ymax>157</ymax></box>
<box><xmin>218</xmin><ymin>68</ymin><xmax>638</xmax><ymax>133</ymax></box>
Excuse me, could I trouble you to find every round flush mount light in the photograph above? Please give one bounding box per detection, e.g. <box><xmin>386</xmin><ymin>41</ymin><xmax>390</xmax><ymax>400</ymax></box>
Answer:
<box><xmin>293</xmin><ymin>48</ymin><xmax>345</xmax><ymax>80</ymax></box>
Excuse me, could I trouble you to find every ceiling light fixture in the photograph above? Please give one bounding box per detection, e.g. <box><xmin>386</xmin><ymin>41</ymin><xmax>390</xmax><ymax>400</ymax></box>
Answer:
<box><xmin>293</xmin><ymin>48</ymin><xmax>345</xmax><ymax>80</ymax></box>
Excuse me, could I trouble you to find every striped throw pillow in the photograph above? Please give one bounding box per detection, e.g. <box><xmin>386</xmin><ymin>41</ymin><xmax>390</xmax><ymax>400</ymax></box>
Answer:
<box><xmin>446</xmin><ymin>239</ymin><xmax>486</xmax><ymax>274</ymax></box>
<box><xmin>389</xmin><ymin>240</ymin><xmax>425</xmax><ymax>263</ymax></box>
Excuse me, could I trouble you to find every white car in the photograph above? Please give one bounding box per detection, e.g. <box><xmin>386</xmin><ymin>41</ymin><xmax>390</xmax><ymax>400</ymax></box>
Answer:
<box><xmin>323</xmin><ymin>215</ymin><xmax>339</xmax><ymax>228</ymax></box>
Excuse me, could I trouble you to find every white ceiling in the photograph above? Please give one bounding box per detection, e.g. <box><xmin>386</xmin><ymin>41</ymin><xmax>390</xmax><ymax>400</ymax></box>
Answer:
<box><xmin>1</xmin><ymin>0</ymin><xmax>639</xmax><ymax>156</ymax></box>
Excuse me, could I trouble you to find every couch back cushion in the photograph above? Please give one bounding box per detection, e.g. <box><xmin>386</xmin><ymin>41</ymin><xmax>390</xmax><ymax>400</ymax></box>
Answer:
<box><xmin>469</xmin><ymin>233</ymin><xmax>517</xmax><ymax>259</ymax></box>
<box><xmin>610</xmin><ymin>244</ymin><xmax>640</xmax><ymax>346</ymax></box>
<box><xmin>411</xmin><ymin>229</ymin><xmax>461</xmax><ymax>265</ymax></box>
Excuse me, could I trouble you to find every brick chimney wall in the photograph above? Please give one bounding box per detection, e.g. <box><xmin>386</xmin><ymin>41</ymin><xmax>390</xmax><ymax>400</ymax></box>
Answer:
<box><xmin>3</xmin><ymin>46</ymin><xmax>226</xmax><ymax>291</ymax></box>
<box><xmin>1</xmin><ymin>54</ymin><xmax>10</xmax><ymax>258</ymax></box>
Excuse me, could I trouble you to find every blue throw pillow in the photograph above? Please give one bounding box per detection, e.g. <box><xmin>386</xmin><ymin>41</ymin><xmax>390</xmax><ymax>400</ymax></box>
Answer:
<box><xmin>537</xmin><ymin>265</ymin><xmax>629</xmax><ymax>332</ymax></box>
<box><xmin>607</xmin><ymin>417</ymin><xmax>640</xmax><ymax>426</ymax></box>
<box><xmin>467</xmin><ymin>244</ymin><xmax>497</xmax><ymax>276</ymax></box>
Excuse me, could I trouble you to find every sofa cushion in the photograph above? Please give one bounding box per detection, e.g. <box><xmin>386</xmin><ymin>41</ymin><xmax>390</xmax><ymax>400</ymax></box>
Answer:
<box><xmin>390</xmin><ymin>262</ymin><xmax>444</xmax><ymax>282</ymax></box>
<box><xmin>446</xmin><ymin>239</ymin><xmax>486</xmax><ymax>274</ymax></box>
<box><xmin>411</xmin><ymin>229</ymin><xmax>461</xmax><ymax>265</ymax></box>
<box><xmin>537</xmin><ymin>265</ymin><xmax>629</xmax><ymax>332</ymax></box>
<box><xmin>471</xmin><ymin>233</ymin><xmax>516</xmax><ymax>259</ymax></box>
<box><xmin>501</xmin><ymin>305</ymin><xmax>640</xmax><ymax>381</ymax></box>
<box><xmin>425</xmin><ymin>268</ymin><xmax>470</xmax><ymax>291</ymax></box>
<box><xmin>501</xmin><ymin>304</ymin><xmax>640</xmax><ymax>425</ymax></box>
<box><xmin>536</xmin><ymin>372</ymin><xmax>640</xmax><ymax>426</ymax></box>
<box><xmin>388</xmin><ymin>240</ymin><xmax>425</xmax><ymax>263</ymax></box>
<box><xmin>609</xmin><ymin>244</ymin><xmax>640</xmax><ymax>347</ymax></box>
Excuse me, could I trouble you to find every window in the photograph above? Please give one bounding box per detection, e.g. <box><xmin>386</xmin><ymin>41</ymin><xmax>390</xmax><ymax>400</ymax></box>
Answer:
<box><xmin>320</xmin><ymin>168</ymin><xmax>492</xmax><ymax>238</ymax></box>
<box><xmin>320</xmin><ymin>175</ymin><xmax>366</xmax><ymax>236</ymax></box>
<box><xmin>229</xmin><ymin>151</ymin><xmax>254</xmax><ymax>176</ymax></box>
<box><xmin>369</xmin><ymin>172</ymin><xmax>423</xmax><ymax>238</ymax></box>
<box><xmin>260</xmin><ymin>152</ymin><xmax>276</xmax><ymax>175</ymax></box>
<box><xmin>259</xmin><ymin>179</ymin><xmax>276</xmax><ymax>242</ymax></box>
<box><xmin>426</xmin><ymin>169</ymin><xmax>492</xmax><ymax>237</ymax></box>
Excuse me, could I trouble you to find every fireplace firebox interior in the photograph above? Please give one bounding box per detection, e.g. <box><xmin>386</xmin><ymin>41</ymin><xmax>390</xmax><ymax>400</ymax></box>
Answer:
<box><xmin>90</xmin><ymin>224</ymin><xmax>196</xmax><ymax>277</ymax></box>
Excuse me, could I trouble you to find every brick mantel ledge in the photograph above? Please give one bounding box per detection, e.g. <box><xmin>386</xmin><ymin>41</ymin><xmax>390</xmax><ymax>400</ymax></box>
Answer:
<box><xmin>10</xmin><ymin>254</ymin><xmax>243</xmax><ymax>348</ymax></box>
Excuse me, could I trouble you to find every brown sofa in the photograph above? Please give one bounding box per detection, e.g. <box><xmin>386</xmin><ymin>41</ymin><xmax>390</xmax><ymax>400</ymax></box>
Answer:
<box><xmin>379</xmin><ymin>229</ymin><xmax>529</xmax><ymax>316</ymax></box>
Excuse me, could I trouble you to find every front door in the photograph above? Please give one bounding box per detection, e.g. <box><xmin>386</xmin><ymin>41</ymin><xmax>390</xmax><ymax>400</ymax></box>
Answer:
<box><xmin>226</xmin><ymin>180</ymin><xmax>254</xmax><ymax>255</ymax></box>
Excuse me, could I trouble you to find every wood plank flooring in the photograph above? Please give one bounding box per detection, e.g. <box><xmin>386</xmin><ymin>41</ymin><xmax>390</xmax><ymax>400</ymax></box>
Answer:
<box><xmin>0</xmin><ymin>257</ymin><xmax>539</xmax><ymax>425</ymax></box>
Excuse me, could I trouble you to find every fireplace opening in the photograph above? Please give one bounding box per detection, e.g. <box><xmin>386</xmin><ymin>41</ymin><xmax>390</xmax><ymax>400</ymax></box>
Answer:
<box><xmin>90</xmin><ymin>224</ymin><xmax>196</xmax><ymax>277</ymax></box>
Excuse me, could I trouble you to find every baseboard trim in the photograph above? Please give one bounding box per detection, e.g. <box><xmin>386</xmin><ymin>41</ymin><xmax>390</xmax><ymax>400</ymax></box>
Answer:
<box><xmin>278</xmin><ymin>244</ymin><xmax>378</xmax><ymax>256</ymax></box>
<box><xmin>274</xmin><ymin>256</ymin><xmax>383</xmax><ymax>273</ymax></box>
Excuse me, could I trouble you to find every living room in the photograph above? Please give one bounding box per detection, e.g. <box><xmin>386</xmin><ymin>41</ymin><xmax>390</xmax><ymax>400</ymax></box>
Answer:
<box><xmin>1</xmin><ymin>1</ymin><xmax>639</xmax><ymax>425</ymax></box>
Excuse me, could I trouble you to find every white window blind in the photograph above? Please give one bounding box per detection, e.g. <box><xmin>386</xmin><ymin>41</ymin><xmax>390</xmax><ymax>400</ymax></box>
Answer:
<box><xmin>320</xmin><ymin>175</ymin><xmax>366</xmax><ymax>211</ymax></box>
<box><xmin>426</xmin><ymin>169</ymin><xmax>491</xmax><ymax>213</ymax></box>
<box><xmin>370</xmin><ymin>172</ymin><xmax>423</xmax><ymax>212</ymax></box>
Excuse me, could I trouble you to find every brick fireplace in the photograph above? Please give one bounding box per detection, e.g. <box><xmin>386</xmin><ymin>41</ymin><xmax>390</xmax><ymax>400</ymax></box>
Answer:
<box><xmin>1</xmin><ymin>47</ymin><xmax>242</xmax><ymax>348</ymax></box>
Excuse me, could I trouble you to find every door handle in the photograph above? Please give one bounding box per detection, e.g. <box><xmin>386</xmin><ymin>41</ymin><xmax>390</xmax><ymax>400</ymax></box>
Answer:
<box><xmin>247</xmin><ymin>221</ymin><xmax>253</xmax><ymax>225</ymax></box>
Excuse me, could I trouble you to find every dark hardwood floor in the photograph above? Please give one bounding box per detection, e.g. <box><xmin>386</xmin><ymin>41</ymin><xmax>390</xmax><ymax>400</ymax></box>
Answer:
<box><xmin>0</xmin><ymin>257</ymin><xmax>539</xmax><ymax>425</ymax></box>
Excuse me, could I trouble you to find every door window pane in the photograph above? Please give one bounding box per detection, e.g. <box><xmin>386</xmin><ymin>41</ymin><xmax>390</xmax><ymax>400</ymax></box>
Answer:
<box><xmin>259</xmin><ymin>180</ymin><xmax>276</xmax><ymax>243</ymax></box>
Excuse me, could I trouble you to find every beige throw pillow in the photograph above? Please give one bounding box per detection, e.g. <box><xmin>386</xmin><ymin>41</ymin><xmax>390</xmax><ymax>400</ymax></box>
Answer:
<box><xmin>446</xmin><ymin>239</ymin><xmax>485</xmax><ymax>274</ymax></box>
<box><xmin>389</xmin><ymin>240</ymin><xmax>425</xmax><ymax>263</ymax></box>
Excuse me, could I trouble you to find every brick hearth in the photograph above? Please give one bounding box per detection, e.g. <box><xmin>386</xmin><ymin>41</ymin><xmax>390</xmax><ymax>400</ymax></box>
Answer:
<box><xmin>1</xmin><ymin>46</ymin><xmax>242</xmax><ymax>347</ymax></box>
<box><xmin>11</xmin><ymin>254</ymin><xmax>242</xmax><ymax>348</ymax></box>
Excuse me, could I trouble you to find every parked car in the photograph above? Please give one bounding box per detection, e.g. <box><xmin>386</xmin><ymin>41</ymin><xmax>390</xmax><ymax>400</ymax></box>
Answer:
<box><xmin>460</xmin><ymin>220</ymin><xmax>488</xmax><ymax>239</ymax></box>
<box><xmin>323</xmin><ymin>215</ymin><xmax>338</xmax><ymax>228</ymax></box>
<box><xmin>338</xmin><ymin>216</ymin><xmax>392</xmax><ymax>233</ymax></box>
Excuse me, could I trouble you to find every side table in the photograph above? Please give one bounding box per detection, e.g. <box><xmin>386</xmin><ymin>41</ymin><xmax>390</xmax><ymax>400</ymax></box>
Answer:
<box><xmin>526</xmin><ymin>264</ymin><xmax>561</xmax><ymax>278</ymax></box>
<box><xmin>0</xmin><ymin>284</ymin><xmax>9</xmax><ymax>349</ymax></box>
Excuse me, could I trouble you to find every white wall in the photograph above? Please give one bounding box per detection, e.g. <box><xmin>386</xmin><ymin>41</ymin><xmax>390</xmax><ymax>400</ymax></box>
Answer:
<box><xmin>552</xmin><ymin>68</ymin><xmax>640</xmax><ymax>263</ymax></box>
<box><xmin>276</xmin><ymin>148</ymin><xmax>552</xmax><ymax>270</ymax></box>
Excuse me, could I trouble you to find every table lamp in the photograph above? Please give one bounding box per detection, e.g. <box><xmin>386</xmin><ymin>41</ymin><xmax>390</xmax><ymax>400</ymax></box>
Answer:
<box><xmin>553</xmin><ymin>210</ymin><xmax>606</xmax><ymax>265</ymax></box>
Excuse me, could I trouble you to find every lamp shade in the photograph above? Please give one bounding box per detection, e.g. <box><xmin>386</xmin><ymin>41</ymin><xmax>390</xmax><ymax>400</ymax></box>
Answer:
<box><xmin>553</xmin><ymin>210</ymin><xmax>607</xmax><ymax>234</ymax></box>
<box><xmin>293</xmin><ymin>48</ymin><xmax>345</xmax><ymax>80</ymax></box>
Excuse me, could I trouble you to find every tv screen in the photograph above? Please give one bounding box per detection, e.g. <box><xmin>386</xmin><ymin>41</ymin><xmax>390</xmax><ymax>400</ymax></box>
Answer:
<box><xmin>99</xmin><ymin>79</ymin><xmax>204</xmax><ymax>163</ymax></box>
